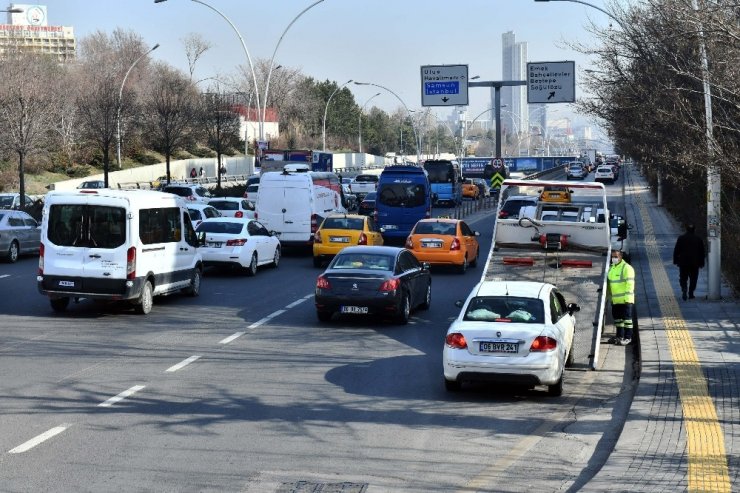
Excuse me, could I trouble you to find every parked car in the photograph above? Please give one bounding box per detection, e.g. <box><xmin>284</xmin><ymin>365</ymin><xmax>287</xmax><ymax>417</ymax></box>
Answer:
<box><xmin>186</xmin><ymin>203</ymin><xmax>222</xmax><ymax>229</ymax></box>
<box><xmin>443</xmin><ymin>280</ymin><xmax>580</xmax><ymax>395</ymax></box>
<box><xmin>77</xmin><ymin>180</ymin><xmax>106</xmax><ymax>189</ymax></box>
<box><xmin>539</xmin><ymin>185</ymin><xmax>573</xmax><ymax>203</ymax></box>
<box><xmin>566</xmin><ymin>163</ymin><xmax>586</xmax><ymax>180</ymax></box>
<box><xmin>0</xmin><ymin>193</ymin><xmax>35</xmax><ymax>210</ymax></box>
<box><xmin>498</xmin><ymin>195</ymin><xmax>538</xmax><ymax>220</ymax></box>
<box><xmin>207</xmin><ymin>197</ymin><xmax>255</xmax><ymax>219</ymax></box>
<box><xmin>162</xmin><ymin>184</ymin><xmax>213</xmax><ymax>203</ymax></box>
<box><xmin>195</xmin><ymin>217</ymin><xmax>281</xmax><ymax>275</ymax></box>
<box><xmin>358</xmin><ymin>191</ymin><xmax>377</xmax><ymax>216</ymax></box>
<box><xmin>314</xmin><ymin>246</ymin><xmax>431</xmax><ymax>324</ymax></box>
<box><xmin>594</xmin><ymin>165</ymin><xmax>616</xmax><ymax>184</ymax></box>
<box><xmin>462</xmin><ymin>179</ymin><xmax>480</xmax><ymax>199</ymax></box>
<box><xmin>313</xmin><ymin>213</ymin><xmax>384</xmax><ymax>267</ymax></box>
<box><xmin>0</xmin><ymin>209</ymin><xmax>40</xmax><ymax>262</ymax></box>
<box><xmin>405</xmin><ymin>218</ymin><xmax>480</xmax><ymax>273</ymax></box>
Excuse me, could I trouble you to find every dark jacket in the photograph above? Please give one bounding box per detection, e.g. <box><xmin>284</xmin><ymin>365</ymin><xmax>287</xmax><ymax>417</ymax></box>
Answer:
<box><xmin>673</xmin><ymin>231</ymin><xmax>705</xmax><ymax>268</ymax></box>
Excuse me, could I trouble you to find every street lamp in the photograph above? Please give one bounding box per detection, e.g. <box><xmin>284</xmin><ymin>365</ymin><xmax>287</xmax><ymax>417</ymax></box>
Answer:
<box><xmin>1</xmin><ymin>8</ymin><xmax>23</xmax><ymax>13</ymax></box>
<box><xmin>155</xmin><ymin>0</ymin><xmax>261</xmax><ymax>175</ymax></box>
<box><xmin>354</xmin><ymin>81</ymin><xmax>421</xmax><ymax>164</ymax></box>
<box><xmin>322</xmin><ymin>79</ymin><xmax>352</xmax><ymax>151</ymax></box>
<box><xmin>358</xmin><ymin>92</ymin><xmax>381</xmax><ymax>153</ymax></box>
<box><xmin>116</xmin><ymin>43</ymin><xmax>159</xmax><ymax>171</ymax></box>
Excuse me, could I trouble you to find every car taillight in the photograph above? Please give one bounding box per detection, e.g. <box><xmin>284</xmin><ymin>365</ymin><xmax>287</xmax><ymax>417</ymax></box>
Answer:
<box><xmin>311</xmin><ymin>214</ymin><xmax>319</xmax><ymax>234</ymax></box>
<box><xmin>126</xmin><ymin>246</ymin><xmax>136</xmax><ymax>280</ymax></box>
<box><xmin>358</xmin><ymin>232</ymin><xmax>367</xmax><ymax>245</ymax></box>
<box><xmin>314</xmin><ymin>232</ymin><xmax>322</xmax><ymax>244</ymax></box>
<box><xmin>530</xmin><ymin>336</ymin><xmax>557</xmax><ymax>352</ymax></box>
<box><xmin>226</xmin><ymin>238</ymin><xmax>247</xmax><ymax>246</ymax></box>
<box><xmin>446</xmin><ymin>333</ymin><xmax>468</xmax><ymax>349</ymax></box>
<box><xmin>316</xmin><ymin>275</ymin><xmax>331</xmax><ymax>289</ymax></box>
<box><xmin>38</xmin><ymin>243</ymin><xmax>44</xmax><ymax>275</ymax></box>
<box><xmin>498</xmin><ymin>210</ymin><xmax>509</xmax><ymax>219</ymax></box>
<box><xmin>405</xmin><ymin>236</ymin><xmax>413</xmax><ymax>249</ymax></box>
<box><xmin>450</xmin><ymin>238</ymin><xmax>461</xmax><ymax>251</ymax></box>
<box><xmin>379</xmin><ymin>278</ymin><xmax>400</xmax><ymax>292</ymax></box>
<box><xmin>235</xmin><ymin>211</ymin><xmax>243</xmax><ymax>218</ymax></box>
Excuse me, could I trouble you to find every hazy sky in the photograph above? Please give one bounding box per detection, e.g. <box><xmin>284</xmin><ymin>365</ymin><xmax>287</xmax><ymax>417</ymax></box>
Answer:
<box><xmin>31</xmin><ymin>0</ymin><xmax>620</xmax><ymax>126</ymax></box>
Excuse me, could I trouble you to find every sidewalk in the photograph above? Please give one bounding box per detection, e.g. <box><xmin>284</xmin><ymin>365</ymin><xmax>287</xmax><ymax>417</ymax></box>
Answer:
<box><xmin>583</xmin><ymin>166</ymin><xmax>739</xmax><ymax>492</ymax></box>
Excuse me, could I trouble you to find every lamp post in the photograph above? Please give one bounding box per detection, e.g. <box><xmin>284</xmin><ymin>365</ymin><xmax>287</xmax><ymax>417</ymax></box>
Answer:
<box><xmin>322</xmin><ymin>79</ymin><xmax>352</xmax><ymax>152</ymax></box>
<box><xmin>534</xmin><ymin>0</ymin><xmax>721</xmax><ymax>299</ymax></box>
<box><xmin>358</xmin><ymin>92</ymin><xmax>380</xmax><ymax>153</ymax></box>
<box><xmin>116</xmin><ymin>43</ymin><xmax>159</xmax><ymax>172</ymax></box>
<box><xmin>155</xmin><ymin>0</ymin><xmax>261</xmax><ymax>175</ymax></box>
<box><xmin>354</xmin><ymin>81</ymin><xmax>421</xmax><ymax>164</ymax></box>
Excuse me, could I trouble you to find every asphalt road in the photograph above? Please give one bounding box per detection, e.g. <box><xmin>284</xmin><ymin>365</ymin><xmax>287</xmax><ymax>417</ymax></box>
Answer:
<box><xmin>0</xmin><ymin>171</ymin><xmax>636</xmax><ymax>492</ymax></box>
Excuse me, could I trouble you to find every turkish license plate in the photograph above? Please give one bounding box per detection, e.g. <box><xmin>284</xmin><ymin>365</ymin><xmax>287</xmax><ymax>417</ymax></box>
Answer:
<box><xmin>330</xmin><ymin>236</ymin><xmax>350</xmax><ymax>243</ymax></box>
<box><xmin>208</xmin><ymin>242</ymin><xmax>222</xmax><ymax>248</ymax></box>
<box><xmin>341</xmin><ymin>306</ymin><xmax>369</xmax><ymax>314</ymax></box>
<box><xmin>58</xmin><ymin>280</ymin><xmax>75</xmax><ymax>288</ymax></box>
<box><xmin>383</xmin><ymin>225</ymin><xmax>398</xmax><ymax>230</ymax></box>
<box><xmin>422</xmin><ymin>240</ymin><xmax>442</xmax><ymax>248</ymax></box>
<box><xmin>549</xmin><ymin>193</ymin><xmax>560</xmax><ymax>198</ymax></box>
<box><xmin>480</xmin><ymin>341</ymin><xmax>519</xmax><ymax>353</ymax></box>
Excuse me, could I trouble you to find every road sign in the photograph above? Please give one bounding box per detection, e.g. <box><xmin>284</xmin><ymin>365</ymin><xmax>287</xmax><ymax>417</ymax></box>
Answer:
<box><xmin>527</xmin><ymin>61</ymin><xmax>575</xmax><ymax>104</ymax></box>
<box><xmin>421</xmin><ymin>64</ymin><xmax>469</xmax><ymax>107</ymax></box>
<box><xmin>492</xmin><ymin>158</ymin><xmax>504</xmax><ymax>167</ymax></box>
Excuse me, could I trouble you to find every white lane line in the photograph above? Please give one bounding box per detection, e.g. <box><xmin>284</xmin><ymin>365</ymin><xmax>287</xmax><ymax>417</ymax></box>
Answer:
<box><xmin>247</xmin><ymin>309</ymin><xmax>286</xmax><ymax>329</ymax></box>
<box><xmin>165</xmin><ymin>355</ymin><xmax>201</xmax><ymax>373</ymax></box>
<box><xmin>98</xmin><ymin>385</ymin><xmax>146</xmax><ymax>408</ymax></box>
<box><xmin>285</xmin><ymin>298</ymin><xmax>308</xmax><ymax>309</ymax></box>
<box><xmin>0</xmin><ymin>274</ymin><xmax>9</xmax><ymax>279</ymax></box>
<box><xmin>9</xmin><ymin>425</ymin><xmax>69</xmax><ymax>454</ymax></box>
<box><xmin>219</xmin><ymin>331</ymin><xmax>245</xmax><ymax>344</ymax></box>
<box><xmin>303</xmin><ymin>293</ymin><xmax>313</xmax><ymax>299</ymax></box>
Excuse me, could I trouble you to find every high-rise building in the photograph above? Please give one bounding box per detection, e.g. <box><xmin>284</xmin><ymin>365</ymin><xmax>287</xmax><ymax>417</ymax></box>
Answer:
<box><xmin>500</xmin><ymin>31</ymin><xmax>528</xmax><ymax>138</ymax></box>
<box><xmin>0</xmin><ymin>4</ymin><xmax>75</xmax><ymax>62</ymax></box>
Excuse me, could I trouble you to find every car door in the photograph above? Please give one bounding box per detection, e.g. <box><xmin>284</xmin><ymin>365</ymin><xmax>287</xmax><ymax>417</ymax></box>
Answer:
<box><xmin>22</xmin><ymin>213</ymin><xmax>41</xmax><ymax>254</ymax></box>
<box><xmin>551</xmin><ymin>290</ymin><xmax>575</xmax><ymax>356</ymax></box>
<box><xmin>7</xmin><ymin>212</ymin><xmax>28</xmax><ymax>251</ymax></box>
<box><xmin>247</xmin><ymin>220</ymin><xmax>270</xmax><ymax>263</ymax></box>
<box><xmin>459</xmin><ymin>221</ymin><xmax>478</xmax><ymax>261</ymax></box>
<box><xmin>397</xmin><ymin>250</ymin><xmax>424</xmax><ymax>305</ymax></box>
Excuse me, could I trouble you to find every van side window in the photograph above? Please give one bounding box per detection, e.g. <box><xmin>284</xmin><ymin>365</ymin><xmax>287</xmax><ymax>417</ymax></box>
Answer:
<box><xmin>140</xmin><ymin>207</ymin><xmax>180</xmax><ymax>244</ymax></box>
<box><xmin>183</xmin><ymin>211</ymin><xmax>198</xmax><ymax>246</ymax></box>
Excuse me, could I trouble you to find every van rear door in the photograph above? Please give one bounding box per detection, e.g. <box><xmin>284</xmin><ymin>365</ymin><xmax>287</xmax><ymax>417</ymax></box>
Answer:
<box><xmin>81</xmin><ymin>204</ymin><xmax>129</xmax><ymax>284</ymax></box>
<box><xmin>281</xmin><ymin>183</ymin><xmax>312</xmax><ymax>242</ymax></box>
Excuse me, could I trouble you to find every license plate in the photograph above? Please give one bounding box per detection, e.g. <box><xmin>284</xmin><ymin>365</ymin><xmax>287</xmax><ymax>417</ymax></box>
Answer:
<box><xmin>383</xmin><ymin>225</ymin><xmax>398</xmax><ymax>230</ymax></box>
<box><xmin>422</xmin><ymin>241</ymin><xmax>442</xmax><ymax>248</ymax></box>
<box><xmin>58</xmin><ymin>280</ymin><xmax>75</xmax><ymax>287</ymax></box>
<box><xmin>549</xmin><ymin>193</ymin><xmax>560</xmax><ymax>198</ymax></box>
<box><xmin>480</xmin><ymin>342</ymin><xmax>519</xmax><ymax>353</ymax></box>
<box><xmin>208</xmin><ymin>242</ymin><xmax>222</xmax><ymax>248</ymax></box>
<box><xmin>341</xmin><ymin>306</ymin><xmax>369</xmax><ymax>314</ymax></box>
<box><xmin>330</xmin><ymin>236</ymin><xmax>350</xmax><ymax>243</ymax></box>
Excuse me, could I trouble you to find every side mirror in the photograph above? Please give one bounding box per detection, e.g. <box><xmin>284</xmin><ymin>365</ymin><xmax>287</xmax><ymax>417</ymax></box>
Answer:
<box><xmin>567</xmin><ymin>302</ymin><xmax>581</xmax><ymax>314</ymax></box>
<box><xmin>455</xmin><ymin>300</ymin><xmax>464</xmax><ymax>308</ymax></box>
<box><xmin>474</xmin><ymin>231</ymin><xmax>480</xmax><ymax>237</ymax></box>
<box><xmin>421</xmin><ymin>262</ymin><xmax>431</xmax><ymax>271</ymax></box>
<box><xmin>197</xmin><ymin>231</ymin><xmax>206</xmax><ymax>247</ymax></box>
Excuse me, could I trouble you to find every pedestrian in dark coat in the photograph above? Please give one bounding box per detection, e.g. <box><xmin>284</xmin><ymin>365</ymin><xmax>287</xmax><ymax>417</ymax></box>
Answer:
<box><xmin>673</xmin><ymin>224</ymin><xmax>705</xmax><ymax>300</ymax></box>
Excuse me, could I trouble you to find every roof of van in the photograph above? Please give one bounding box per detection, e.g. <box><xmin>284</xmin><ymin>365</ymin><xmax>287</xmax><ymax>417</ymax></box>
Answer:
<box><xmin>380</xmin><ymin>164</ymin><xmax>427</xmax><ymax>174</ymax></box>
<box><xmin>45</xmin><ymin>188</ymin><xmax>187</xmax><ymax>205</ymax></box>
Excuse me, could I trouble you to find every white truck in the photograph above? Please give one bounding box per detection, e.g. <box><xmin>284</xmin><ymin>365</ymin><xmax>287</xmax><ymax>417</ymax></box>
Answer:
<box><xmin>483</xmin><ymin>179</ymin><xmax>612</xmax><ymax>369</ymax></box>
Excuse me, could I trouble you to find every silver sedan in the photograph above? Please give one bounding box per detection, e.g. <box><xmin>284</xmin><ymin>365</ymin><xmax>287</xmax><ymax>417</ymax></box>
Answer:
<box><xmin>0</xmin><ymin>210</ymin><xmax>40</xmax><ymax>262</ymax></box>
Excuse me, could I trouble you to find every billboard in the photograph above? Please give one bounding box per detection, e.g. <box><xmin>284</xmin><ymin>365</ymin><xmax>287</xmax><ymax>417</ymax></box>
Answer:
<box><xmin>10</xmin><ymin>4</ymin><xmax>48</xmax><ymax>27</ymax></box>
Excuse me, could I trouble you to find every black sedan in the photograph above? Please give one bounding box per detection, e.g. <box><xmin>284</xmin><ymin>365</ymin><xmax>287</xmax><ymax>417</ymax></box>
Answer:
<box><xmin>357</xmin><ymin>191</ymin><xmax>376</xmax><ymax>216</ymax></box>
<box><xmin>315</xmin><ymin>246</ymin><xmax>431</xmax><ymax>324</ymax></box>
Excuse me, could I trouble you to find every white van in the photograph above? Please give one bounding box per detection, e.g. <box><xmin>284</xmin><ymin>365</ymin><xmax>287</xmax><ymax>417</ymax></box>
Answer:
<box><xmin>255</xmin><ymin>171</ymin><xmax>346</xmax><ymax>246</ymax></box>
<box><xmin>38</xmin><ymin>189</ymin><xmax>203</xmax><ymax>314</ymax></box>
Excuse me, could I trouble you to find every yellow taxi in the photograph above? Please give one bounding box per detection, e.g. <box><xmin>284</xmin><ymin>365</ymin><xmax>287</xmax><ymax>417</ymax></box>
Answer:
<box><xmin>313</xmin><ymin>214</ymin><xmax>383</xmax><ymax>267</ymax></box>
<box><xmin>405</xmin><ymin>218</ymin><xmax>480</xmax><ymax>273</ymax></box>
<box><xmin>539</xmin><ymin>185</ymin><xmax>573</xmax><ymax>203</ymax></box>
<box><xmin>462</xmin><ymin>179</ymin><xmax>480</xmax><ymax>199</ymax></box>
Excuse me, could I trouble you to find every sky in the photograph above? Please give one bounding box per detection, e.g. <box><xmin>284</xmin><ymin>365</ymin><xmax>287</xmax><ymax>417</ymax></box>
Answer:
<box><xmin>26</xmin><ymin>0</ymin><xmax>620</xmax><ymax>131</ymax></box>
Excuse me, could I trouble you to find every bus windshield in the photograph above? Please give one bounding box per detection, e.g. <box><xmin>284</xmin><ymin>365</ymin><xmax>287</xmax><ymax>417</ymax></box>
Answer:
<box><xmin>423</xmin><ymin>161</ymin><xmax>458</xmax><ymax>184</ymax></box>
<box><xmin>378</xmin><ymin>183</ymin><xmax>426</xmax><ymax>208</ymax></box>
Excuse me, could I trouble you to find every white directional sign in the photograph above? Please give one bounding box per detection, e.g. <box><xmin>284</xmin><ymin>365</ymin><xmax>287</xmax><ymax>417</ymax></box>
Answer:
<box><xmin>421</xmin><ymin>64</ymin><xmax>469</xmax><ymax>107</ymax></box>
<box><xmin>527</xmin><ymin>61</ymin><xmax>575</xmax><ymax>104</ymax></box>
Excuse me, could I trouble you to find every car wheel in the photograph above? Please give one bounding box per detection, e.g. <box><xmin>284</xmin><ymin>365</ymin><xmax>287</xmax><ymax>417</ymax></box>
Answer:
<box><xmin>420</xmin><ymin>282</ymin><xmax>431</xmax><ymax>310</ymax></box>
<box><xmin>7</xmin><ymin>240</ymin><xmax>19</xmax><ymax>263</ymax></box>
<box><xmin>50</xmin><ymin>297</ymin><xmax>69</xmax><ymax>313</ymax></box>
<box><xmin>458</xmin><ymin>256</ymin><xmax>468</xmax><ymax>274</ymax></box>
<box><xmin>397</xmin><ymin>292</ymin><xmax>411</xmax><ymax>324</ymax></box>
<box><xmin>317</xmin><ymin>310</ymin><xmax>333</xmax><ymax>322</ymax></box>
<box><xmin>312</xmin><ymin>256</ymin><xmax>322</xmax><ymax>268</ymax></box>
<box><xmin>136</xmin><ymin>281</ymin><xmax>153</xmax><ymax>315</ymax></box>
<box><xmin>246</xmin><ymin>253</ymin><xmax>258</xmax><ymax>276</ymax></box>
<box><xmin>469</xmin><ymin>248</ymin><xmax>479</xmax><ymax>268</ymax></box>
<box><xmin>548</xmin><ymin>371</ymin><xmax>564</xmax><ymax>396</ymax></box>
<box><xmin>185</xmin><ymin>268</ymin><xmax>201</xmax><ymax>297</ymax></box>
<box><xmin>445</xmin><ymin>378</ymin><xmax>461</xmax><ymax>392</ymax></box>
<box><xmin>272</xmin><ymin>246</ymin><xmax>281</xmax><ymax>268</ymax></box>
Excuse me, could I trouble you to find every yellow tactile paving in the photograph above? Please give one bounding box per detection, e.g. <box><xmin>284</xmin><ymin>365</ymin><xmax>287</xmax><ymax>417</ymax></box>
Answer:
<box><xmin>636</xmin><ymin>189</ymin><xmax>731</xmax><ymax>492</ymax></box>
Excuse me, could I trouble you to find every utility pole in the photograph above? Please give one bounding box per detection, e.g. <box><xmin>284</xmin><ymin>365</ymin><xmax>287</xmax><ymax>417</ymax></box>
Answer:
<box><xmin>468</xmin><ymin>80</ymin><xmax>526</xmax><ymax>158</ymax></box>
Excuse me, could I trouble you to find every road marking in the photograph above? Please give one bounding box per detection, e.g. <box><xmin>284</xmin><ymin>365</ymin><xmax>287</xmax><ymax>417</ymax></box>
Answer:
<box><xmin>165</xmin><ymin>355</ymin><xmax>201</xmax><ymax>373</ymax></box>
<box><xmin>9</xmin><ymin>425</ymin><xmax>69</xmax><ymax>454</ymax></box>
<box><xmin>248</xmin><ymin>309</ymin><xmax>286</xmax><ymax>329</ymax></box>
<box><xmin>219</xmin><ymin>296</ymin><xmax>310</xmax><ymax>345</ymax></box>
<box><xmin>285</xmin><ymin>298</ymin><xmax>308</xmax><ymax>309</ymax></box>
<box><xmin>98</xmin><ymin>385</ymin><xmax>146</xmax><ymax>408</ymax></box>
<box><xmin>0</xmin><ymin>274</ymin><xmax>9</xmax><ymax>279</ymax></box>
<box><xmin>636</xmin><ymin>184</ymin><xmax>731</xmax><ymax>491</ymax></box>
<box><xmin>219</xmin><ymin>331</ymin><xmax>245</xmax><ymax>344</ymax></box>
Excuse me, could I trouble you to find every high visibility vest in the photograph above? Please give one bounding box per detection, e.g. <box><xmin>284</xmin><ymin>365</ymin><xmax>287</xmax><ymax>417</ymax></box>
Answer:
<box><xmin>608</xmin><ymin>260</ymin><xmax>635</xmax><ymax>304</ymax></box>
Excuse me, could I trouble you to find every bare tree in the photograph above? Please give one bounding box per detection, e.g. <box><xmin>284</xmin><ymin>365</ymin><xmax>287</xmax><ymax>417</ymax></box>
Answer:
<box><xmin>142</xmin><ymin>63</ymin><xmax>199</xmax><ymax>185</ymax></box>
<box><xmin>182</xmin><ymin>33</ymin><xmax>212</xmax><ymax>82</ymax></box>
<box><xmin>199</xmin><ymin>86</ymin><xmax>242</xmax><ymax>189</ymax></box>
<box><xmin>0</xmin><ymin>51</ymin><xmax>62</xmax><ymax>208</ymax></box>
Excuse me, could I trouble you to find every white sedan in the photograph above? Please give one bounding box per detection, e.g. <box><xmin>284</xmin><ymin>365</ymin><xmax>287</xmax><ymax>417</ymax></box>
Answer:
<box><xmin>195</xmin><ymin>218</ymin><xmax>280</xmax><ymax>275</ymax></box>
<box><xmin>594</xmin><ymin>165</ymin><xmax>615</xmax><ymax>184</ymax></box>
<box><xmin>443</xmin><ymin>281</ymin><xmax>580</xmax><ymax>396</ymax></box>
<box><xmin>207</xmin><ymin>197</ymin><xmax>255</xmax><ymax>219</ymax></box>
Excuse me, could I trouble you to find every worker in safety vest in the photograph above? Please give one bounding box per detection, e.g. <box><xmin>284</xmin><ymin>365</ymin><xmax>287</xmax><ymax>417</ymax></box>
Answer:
<box><xmin>607</xmin><ymin>249</ymin><xmax>635</xmax><ymax>345</ymax></box>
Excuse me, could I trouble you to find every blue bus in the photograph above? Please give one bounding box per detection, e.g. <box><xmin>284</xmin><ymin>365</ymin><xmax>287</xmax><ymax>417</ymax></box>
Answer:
<box><xmin>423</xmin><ymin>159</ymin><xmax>462</xmax><ymax>206</ymax></box>
<box><xmin>375</xmin><ymin>165</ymin><xmax>431</xmax><ymax>242</ymax></box>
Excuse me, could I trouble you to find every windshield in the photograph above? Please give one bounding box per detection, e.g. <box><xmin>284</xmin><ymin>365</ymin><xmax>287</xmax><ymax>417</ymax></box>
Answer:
<box><xmin>378</xmin><ymin>183</ymin><xmax>426</xmax><ymax>208</ymax></box>
<box><xmin>414</xmin><ymin>221</ymin><xmax>456</xmax><ymax>235</ymax></box>
<box><xmin>332</xmin><ymin>252</ymin><xmax>392</xmax><ymax>270</ymax></box>
<box><xmin>463</xmin><ymin>296</ymin><xmax>544</xmax><ymax>323</ymax></box>
<box><xmin>322</xmin><ymin>217</ymin><xmax>364</xmax><ymax>230</ymax></box>
<box><xmin>0</xmin><ymin>195</ymin><xmax>15</xmax><ymax>208</ymax></box>
<box><xmin>423</xmin><ymin>161</ymin><xmax>456</xmax><ymax>183</ymax></box>
<box><xmin>48</xmin><ymin>204</ymin><xmax>127</xmax><ymax>248</ymax></box>
<box><xmin>196</xmin><ymin>221</ymin><xmax>244</xmax><ymax>234</ymax></box>
<box><xmin>354</xmin><ymin>175</ymin><xmax>378</xmax><ymax>183</ymax></box>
